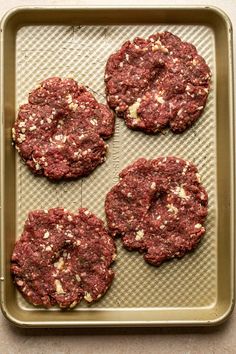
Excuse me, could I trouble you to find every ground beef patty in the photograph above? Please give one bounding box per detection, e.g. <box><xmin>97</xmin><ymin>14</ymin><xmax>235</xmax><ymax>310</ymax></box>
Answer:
<box><xmin>105</xmin><ymin>31</ymin><xmax>211</xmax><ymax>134</ymax></box>
<box><xmin>12</xmin><ymin>77</ymin><xmax>114</xmax><ymax>180</ymax></box>
<box><xmin>11</xmin><ymin>208</ymin><xmax>116</xmax><ymax>308</ymax></box>
<box><xmin>105</xmin><ymin>157</ymin><xmax>208</xmax><ymax>266</ymax></box>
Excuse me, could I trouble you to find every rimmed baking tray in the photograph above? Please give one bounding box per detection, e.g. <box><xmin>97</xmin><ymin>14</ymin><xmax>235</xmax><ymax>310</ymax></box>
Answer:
<box><xmin>0</xmin><ymin>6</ymin><xmax>234</xmax><ymax>327</ymax></box>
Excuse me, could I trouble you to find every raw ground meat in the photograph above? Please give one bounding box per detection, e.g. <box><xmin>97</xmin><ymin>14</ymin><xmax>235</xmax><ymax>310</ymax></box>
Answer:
<box><xmin>11</xmin><ymin>208</ymin><xmax>116</xmax><ymax>308</ymax></box>
<box><xmin>12</xmin><ymin>77</ymin><xmax>114</xmax><ymax>180</ymax></box>
<box><xmin>105</xmin><ymin>157</ymin><xmax>208</xmax><ymax>266</ymax></box>
<box><xmin>105</xmin><ymin>31</ymin><xmax>211</xmax><ymax>134</ymax></box>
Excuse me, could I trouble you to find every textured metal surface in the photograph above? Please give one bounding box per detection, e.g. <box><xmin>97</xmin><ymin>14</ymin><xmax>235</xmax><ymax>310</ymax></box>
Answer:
<box><xmin>15</xmin><ymin>24</ymin><xmax>216</xmax><ymax>311</ymax></box>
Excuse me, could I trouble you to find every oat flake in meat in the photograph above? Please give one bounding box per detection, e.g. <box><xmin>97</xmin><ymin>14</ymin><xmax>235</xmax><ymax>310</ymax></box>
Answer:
<box><xmin>11</xmin><ymin>208</ymin><xmax>116</xmax><ymax>308</ymax></box>
<box><xmin>105</xmin><ymin>31</ymin><xmax>211</xmax><ymax>134</ymax></box>
<box><xmin>105</xmin><ymin>157</ymin><xmax>208</xmax><ymax>266</ymax></box>
<box><xmin>12</xmin><ymin>77</ymin><xmax>114</xmax><ymax>180</ymax></box>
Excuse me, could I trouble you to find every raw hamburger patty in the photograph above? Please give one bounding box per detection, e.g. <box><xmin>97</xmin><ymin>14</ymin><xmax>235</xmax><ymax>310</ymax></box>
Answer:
<box><xmin>12</xmin><ymin>77</ymin><xmax>114</xmax><ymax>180</ymax></box>
<box><xmin>11</xmin><ymin>208</ymin><xmax>116</xmax><ymax>308</ymax></box>
<box><xmin>105</xmin><ymin>157</ymin><xmax>208</xmax><ymax>266</ymax></box>
<box><xmin>105</xmin><ymin>31</ymin><xmax>211</xmax><ymax>133</ymax></box>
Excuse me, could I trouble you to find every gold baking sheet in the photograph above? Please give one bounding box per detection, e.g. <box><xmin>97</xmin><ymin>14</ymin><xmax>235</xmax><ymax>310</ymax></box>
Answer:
<box><xmin>0</xmin><ymin>6</ymin><xmax>234</xmax><ymax>327</ymax></box>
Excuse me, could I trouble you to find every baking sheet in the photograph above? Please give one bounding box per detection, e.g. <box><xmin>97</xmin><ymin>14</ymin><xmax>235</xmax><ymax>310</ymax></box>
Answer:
<box><xmin>1</xmin><ymin>6</ymin><xmax>234</xmax><ymax>326</ymax></box>
<box><xmin>15</xmin><ymin>23</ymin><xmax>217</xmax><ymax>310</ymax></box>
